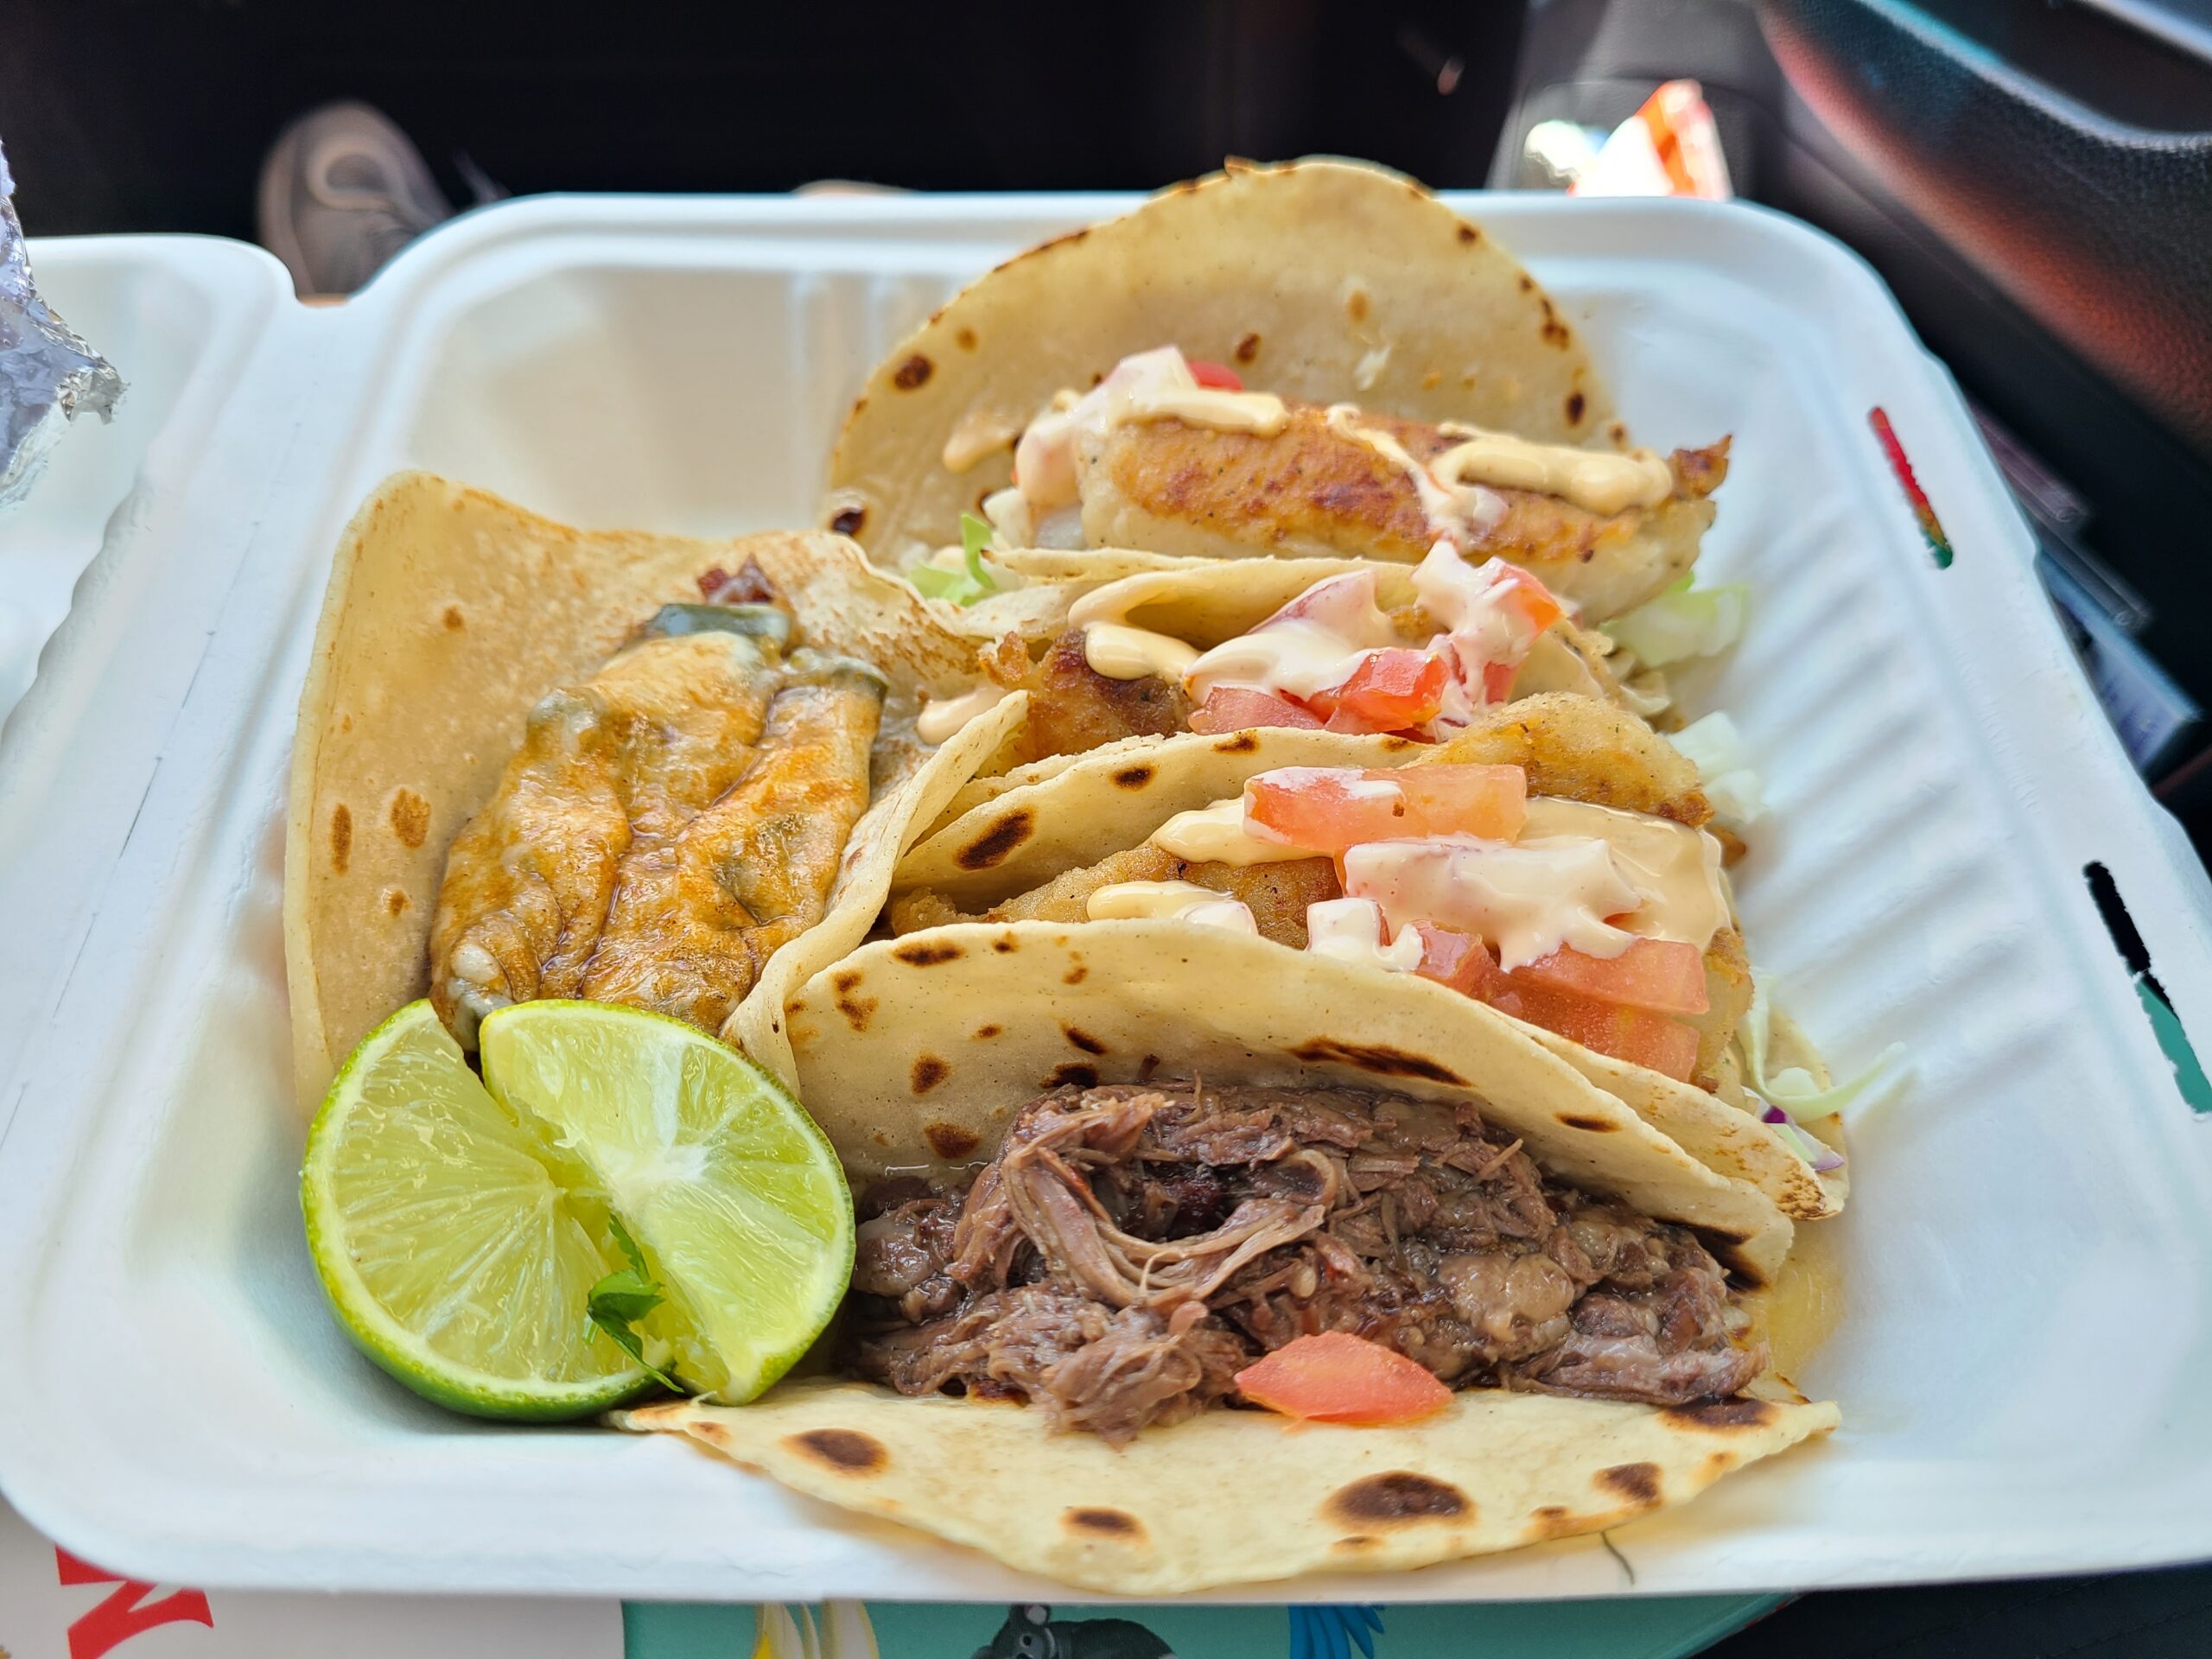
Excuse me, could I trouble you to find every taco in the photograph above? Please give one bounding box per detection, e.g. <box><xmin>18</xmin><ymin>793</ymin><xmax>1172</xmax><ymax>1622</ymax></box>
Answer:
<box><xmin>283</xmin><ymin>471</ymin><xmax>1024</xmax><ymax>1102</ymax></box>
<box><xmin>630</xmin><ymin>940</ymin><xmax>1836</xmax><ymax>1593</ymax></box>
<box><xmin>843</xmin><ymin>693</ymin><xmax>1845</xmax><ymax>1223</ymax></box>
<box><xmin>826</xmin><ymin>161</ymin><xmax>1726</xmax><ymax>623</ymax></box>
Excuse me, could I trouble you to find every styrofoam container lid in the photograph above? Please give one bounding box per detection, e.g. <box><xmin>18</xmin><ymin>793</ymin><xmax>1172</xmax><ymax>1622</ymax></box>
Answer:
<box><xmin>2</xmin><ymin>190</ymin><xmax>2210</xmax><ymax>1603</ymax></box>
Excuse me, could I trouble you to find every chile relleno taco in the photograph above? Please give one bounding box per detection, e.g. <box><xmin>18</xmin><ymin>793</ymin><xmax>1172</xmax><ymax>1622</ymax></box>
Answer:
<box><xmin>283</xmin><ymin>471</ymin><xmax>1027</xmax><ymax>1103</ymax></box>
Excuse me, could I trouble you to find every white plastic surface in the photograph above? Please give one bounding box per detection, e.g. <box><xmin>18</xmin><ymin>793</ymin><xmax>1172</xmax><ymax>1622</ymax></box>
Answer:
<box><xmin>2</xmin><ymin>193</ymin><xmax>2211</xmax><ymax>1603</ymax></box>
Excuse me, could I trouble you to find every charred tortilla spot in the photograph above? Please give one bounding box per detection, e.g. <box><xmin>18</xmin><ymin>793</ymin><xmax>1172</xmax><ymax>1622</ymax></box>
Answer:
<box><xmin>893</xmin><ymin>940</ymin><xmax>964</xmax><ymax>967</ymax></box>
<box><xmin>1557</xmin><ymin>1112</ymin><xmax>1617</xmax><ymax>1132</ymax></box>
<box><xmin>1567</xmin><ymin>390</ymin><xmax>1586</xmax><ymax>424</ymax></box>
<box><xmin>1518</xmin><ymin>274</ymin><xmax>1535</xmax><ymax>292</ymax></box>
<box><xmin>1541</xmin><ymin>318</ymin><xmax>1572</xmax><ymax>348</ymax></box>
<box><xmin>974</xmin><ymin>1023</ymin><xmax>1001</xmax><ymax>1039</ymax></box>
<box><xmin>1111</xmin><ymin>764</ymin><xmax>1154</xmax><ymax>789</ymax></box>
<box><xmin>787</xmin><ymin>1428</ymin><xmax>887</xmax><ymax>1474</ymax></box>
<box><xmin>1212</xmin><ymin>732</ymin><xmax>1260</xmax><ymax>754</ymax></box>
<box><xmin>1597</xmin><ymin>1462</ymin><xmax>1662</xmax><ymax>1507</ymax></box>
<box><xmin>892</xmin><ymin>354</ymin><xmax>934</xmax><ymax>391</ymax></box>
<box><xmin>384</xmin><ymin>887</ymin><xmax>409</xmax><ymax>918</ymax></box>
<box><xmin>1138</xmin><ymin>1053</ymin><xmax>1161</xmax><ymax>1080</ymax></box>
<box><xmin>1064</xmin><ymin>1506</ymin><xmax>1143</xmax><ymax>1538</ymax></box>
<box><xmin>830</xmin><ymin>504</ymin><xmax>867</xmax><ymax>536</ymax></box>
<box><xmin>442</xmin><ymin>604</ymin><xmax>465</xmax><ymax>631</ymax></box>
<box><xmin>832</xmin><ymin>969</ymin><xmax>877</xmax><ymax>1034</ymax></box>
<box><xmin>1062</xmin><ymin>1025</ymin><xmax>1107</xmax><ymax>1055</ymax></box>
<box><xmin>1063</xmin><ymin>964</ymin><xmax>1089</xmax><ymax>986</ymax></box>
<box><xmin>924</xmin><ymin>1121</ymin><xmax>978</xmax><ymax>1160</ymax></box>
<box><xmin>993</xmin><ymin>935</ymin><xmax>1020</xmax><ymax>954</ymax></box>
<box><xmin>956</xmin><ymin>327</ymin><xmax>978</xmax><ymax>351</ymax></box>
<box><xmin>911</xmin><ymin>1055</ymin><xmax>950</xmax><ymax>1094</ymax></box>
<box><xmin>1325</xmin><ymin>1471</ymin><xmax>1469</xmax><ymax>1527</ymax></box>
<box><xmin>1662</xmin><ymin>1398</ymin><xmax>1777</xmax><ymax>1433</ymax></box>
<box><xmin>1345</xmin><ymin>287</ymin><xmax>1371</xmax><ymax>323</ymax></box>
<box><xmin>1458</xmin><ymin>224</ymin><xmax>1479</xmax><ymax>244</ymax></box>
<box><xmin>388</xmin><ymin>787</ymin><xmax>430</xmax><ymax>849</ymax></box>
<box><xmin>1046</xmin><ymin>1063</ymin><xmax>1100</xmax><ymax>1090</ymax></box>
<box><xmin>1291</xmin><ymin>1039</ymin><xmax>1464</xmax><ymax>1085</ymax></box>
<box><xmin>329</xmin><ymin>803</ymin><xmax>353</xmax><ymax>873</ymax></box>
<box><xmin>1703</xmin><ymin>1450</ymin><xmax>1738</xmax><ymax>1477</ymax></box>
<box><xmin>1235</xmin><ymin>331</ymin><xmax>1262</xmax><ymax>365</ymax></box>
<box><xmin>1526</xmin><ymin>1505</ymin><xmax>1584</xmax><ymax>1541</ymax></box>
<box><xmin>957</xmin><ymin>810</ymin><xmax>1034</xmax><ymax>869</ymax></box>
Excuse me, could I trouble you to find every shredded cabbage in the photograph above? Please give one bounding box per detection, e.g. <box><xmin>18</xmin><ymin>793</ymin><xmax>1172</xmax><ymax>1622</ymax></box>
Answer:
<box><xmin>1668</xmin><ymin>711</ymin><xmax>1766</xmax><ymax>826</ymax></box>
<box><xmin>1602</xmin><ymin>576</ymin><xmax>1748</xmax><ymax>668</ymax></box>
<box><xmin>910</xmin><ymin>512</ymin><xmax>1005</xmax><ymax>606</ymax></box>
<box><xmin>1742</xmin><ymin>969</ymin><xmax>1908</xmax><ymax>1124</ymax></box>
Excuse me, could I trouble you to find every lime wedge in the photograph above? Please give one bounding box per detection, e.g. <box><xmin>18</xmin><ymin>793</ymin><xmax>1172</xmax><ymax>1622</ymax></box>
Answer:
<box><xmin>479</xmin><ymin>1001</ymin><xmax>854</xmax><ymax>1404</ymax></box>
<box><xmin>301</xmin><ymin>1001</ymin><xmax>650</xmax><ymax>1421</ymax></box>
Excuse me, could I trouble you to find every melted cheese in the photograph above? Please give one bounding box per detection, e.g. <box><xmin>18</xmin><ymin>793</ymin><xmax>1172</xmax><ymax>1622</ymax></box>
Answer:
<box><xmin>1343</xmin><ymin>836</ymin><xmax>1643</xmax><ymax>971</ymax></box>
<box><xmin>1086</xmin><ymin>880</ymin><xmax>1258</xmax><ymax>934</ymax></box>
<box><xmin>1519</xmin><ymin>798</ymin><xmax>1730</xmax><ymax>947</ymax></box>
<box><xmin>1306</xmin><ymin>897</ymin><xmax>1424</xmax><ymax>973</ymax></box>
<box><xmin>916</xmin><ymin>683</ymin><xmax>1015</xmax><ymax>746</ymax></box>
<box><xmin>1148</xmin><ymin>799</ymin><xmax>1307</xmax><ymax>866</ymax></box>
<box><xmin>1431</xmin><ymin>427</ymin><xmax>1673</xmax><ymax>516</ymax></box>
<box><xmin>1083</xmin><ymin>622</ymin><xmax>1200</xmax><ymax>682</ymax></box>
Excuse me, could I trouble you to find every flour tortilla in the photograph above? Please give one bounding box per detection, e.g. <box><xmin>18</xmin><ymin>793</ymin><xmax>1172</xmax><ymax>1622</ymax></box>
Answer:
<box><xmin>283</xmin><ymin>471</ymin><xmax>986</xmax><ymax>1103</ymax></box>
<box><xmin>619</xmin><ymin>1381</ymin><xmax>1835</xmax><ymax>1594</ymax></box>
<box><xmin>877</xmin><ymin>698</ymin><xmax>1841</xmax><ymax>1221</ymax></box>
<box><xmin>827</xmin><ymin>158</ymin><xmax>1618</xmax><ymax>567</ymax></box>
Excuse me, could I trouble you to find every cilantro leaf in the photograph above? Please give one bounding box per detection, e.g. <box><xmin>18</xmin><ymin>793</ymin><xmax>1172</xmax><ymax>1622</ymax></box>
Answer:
<box><xmin>586</xmin><ymin>1216</ymin><xmax>681</xmax><ymax>1391</ymax></box>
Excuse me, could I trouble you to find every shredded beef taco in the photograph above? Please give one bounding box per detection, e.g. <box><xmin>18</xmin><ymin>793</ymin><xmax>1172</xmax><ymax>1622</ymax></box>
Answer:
<box><xmin>283</xmin><ymin>471</ymin><xmax>1024</xmax><ymax>1102</ymax></box>
<box><xmin>818</xmin><ymin>693</ymin><xmax>1846</xmax><ymax>1223</ymax></box>
<box><xmin>628</xmin><ymin>980</ymin><xmax>1835</xmax><ymax>1592</ymax></box>
<box><xmin>826</xmin><ymin>161</ymin><xmax>1726</xmax><ymax>623</ymax></box>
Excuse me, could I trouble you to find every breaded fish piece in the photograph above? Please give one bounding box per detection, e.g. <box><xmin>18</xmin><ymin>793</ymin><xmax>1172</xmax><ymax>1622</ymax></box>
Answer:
<box><xmin>1014</xmin><ymin>628</ymin><xmax>1190</xmax><ymax>766</ymax></box>
<box><xmin>1077</xmin><ymin>403</ymin><xmax>1727</xmax><ymax>622</ymax></box>
<box><xmin>891</xmin><ymin>845</ymin><xmax>1341</xmax><ymax>950</ymax></box>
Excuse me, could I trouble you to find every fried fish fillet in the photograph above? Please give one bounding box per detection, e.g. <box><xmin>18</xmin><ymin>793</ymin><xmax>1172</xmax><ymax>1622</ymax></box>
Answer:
<box><xmin>1076</xmin><ymin>403</ymin><xmax>1727</xmax><ymax>622</ymax></box>
<box><xmin>429</xmin><ymin>628</ymin><xmax>885</xmax><ymax>1045</ymax></box>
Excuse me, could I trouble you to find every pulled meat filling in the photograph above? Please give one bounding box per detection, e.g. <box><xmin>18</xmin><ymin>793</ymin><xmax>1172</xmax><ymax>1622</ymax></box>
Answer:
<box><xmin>846</xmin><ymin>1081</ymin><xmax>1762</xmax><ymax>1444</ymax></box>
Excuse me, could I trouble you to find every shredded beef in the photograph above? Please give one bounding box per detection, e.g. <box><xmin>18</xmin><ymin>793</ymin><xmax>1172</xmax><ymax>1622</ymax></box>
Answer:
<box><xmin>843</xmin><ymin>1082</ymin><xmax>1763</xmax><ymax>1443</ymax></box>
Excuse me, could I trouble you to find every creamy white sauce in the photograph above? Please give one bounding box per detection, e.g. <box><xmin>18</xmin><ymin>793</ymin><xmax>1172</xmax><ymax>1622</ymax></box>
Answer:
<box><xmin>1087</xmin><ymin>879</ymin><xmax>1259</xmax><ymax>934</ymax></box>
<box><xmin>1343</xmin><ymin>836</ymin><xmax>1643</xmax><ymax>971</ymax></box>
<box><xmin>1431</xmin><ymin>427</ymin><xmax>1673</xmax><ymax>516</ymax></box>
<box><xmin>1121</xmin><ymin>385</ymin><xmax>1288</xmax><ymax>434</ymax></box>
<box><xmin>1519</xmin><ymin>798</ymin><xmax>1729</xmax><ymax>946</ymax></box>
<box><xmin>1083</xmin><ymin>622</ymin><xmax>1200</xmax><ymax>682</ymax></box>
<box><xmin>1148</xmin><ymin>799</ymin><xmax>1308</xmax><ymax>866</ymax></box>
<box><xmin>1306</xmin><ymin>897</ymin><xmax>1424</xmax><ymax>973</ymax></box>
<box><xmin>1325</xmin><ymin>403</ymin><xmax>1506</xmax><ymax>542</ymax></box>
<box><xmin>916</xmin><ymin>683</ymin><xmax>1014</xmax><ymax>745</ymax></box>
<box><xmin>1182</xmin><ymin>570</ymin><xmax>1398</xmax><ymax>702</ymax></box>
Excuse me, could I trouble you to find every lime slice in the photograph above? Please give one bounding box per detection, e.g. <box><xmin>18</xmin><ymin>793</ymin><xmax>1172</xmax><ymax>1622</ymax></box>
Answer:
<box><xmin>301</xmin><ymin>1001</ymin><xmax>650</xmax><ymax>1421</ymax></box>
<box><xmin>479</xmin><ymin>1001</ymin><xmax>854</xmax><ymax>1404</ymax></box>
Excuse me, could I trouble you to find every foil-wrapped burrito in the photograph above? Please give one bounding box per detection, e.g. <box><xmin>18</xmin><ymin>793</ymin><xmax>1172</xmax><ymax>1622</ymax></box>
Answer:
<box><xmin>0</xmin><ymin>137</ymin><xmax>124</xmax><ymax>506</ymax></box>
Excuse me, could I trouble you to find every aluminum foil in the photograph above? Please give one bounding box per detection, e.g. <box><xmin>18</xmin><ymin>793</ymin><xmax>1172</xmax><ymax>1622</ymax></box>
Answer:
<box><xmin>0</xmin><ymin>137</ymin><xmax>124</xmax><ymax>506</ymax></box>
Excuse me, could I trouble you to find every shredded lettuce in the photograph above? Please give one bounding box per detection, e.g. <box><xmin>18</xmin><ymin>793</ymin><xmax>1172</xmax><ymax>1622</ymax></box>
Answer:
<box><xmin>1668</xmin><ymin>711</ymin><xmax>1766</xmax><ymax>826</ymax></box>
<box><xmin>910</xmin><ymin>512</ymin><xmax>1004</xmax><ymax>606</ymax></box>
<box><xmin>1742</xmin><ymin>969</ymin><xmax>1908</xmax><ymax>1124</ymax></box>
<box><xmin>1602</xmin><ymin>576</ymin><xmax>1748</xmax><ymax>668</ymax></box>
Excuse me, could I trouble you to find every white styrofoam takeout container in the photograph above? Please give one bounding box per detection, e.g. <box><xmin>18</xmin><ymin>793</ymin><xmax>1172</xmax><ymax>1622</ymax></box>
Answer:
<box><xmin>3</xmin><ymin>190</ymin><xmax>2211</xmax><ymax>1605</ymax></box>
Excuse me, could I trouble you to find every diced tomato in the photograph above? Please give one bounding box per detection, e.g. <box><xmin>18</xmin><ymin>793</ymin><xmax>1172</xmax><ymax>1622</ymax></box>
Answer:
<box><xmin>1246</xmin><ymin>765</ymin><xmax>1526</xmax><ymax>855</ymax></box>
<box><xmin>1480</xmin><ymin>659</ymin><xmax>1518</xmax><ymax>704</ymax></box>
<box><xmin>1412</xmin><ymin>925</ymin><xmax>1700</xmax><ymax>1078</ymax></box>
<box><xmin>1187</xmin><ymin>359</ymin><xmax>1245</xmax><ymax>391</ymax></box>
<box><xmin>1493</xmin><ymin>568</ymin><xmax>1565</xmax><ymax>638</ymax></box>
<box><xmin>1491</xmin><ymin>982</ymin><xmax>1702</xmax><ymax>1080</ymax></box>
<box><xmin>1234</xmin><ymin>1332</ymin><xmax>1451</xmax><ymax>1426</ymax></box>
<box><xmin>1410</xmin><ymin>923</ymin><xmax>1513</xmax><ymax>1001</ymax></box>
<box><xmin>1187</xmin><ymin>686</ymin><xmax>1325</xmax><ymax>734</ymax></box>
<box><xmin>1307</xmin><ymin>650</ymin><xmax>1448</xmax><ymax>734</ymax></box>
<box><xmin>1510</xmin><ymin>938</ymin><xmax>1709</xmax><ymax>1015</ymax></box>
